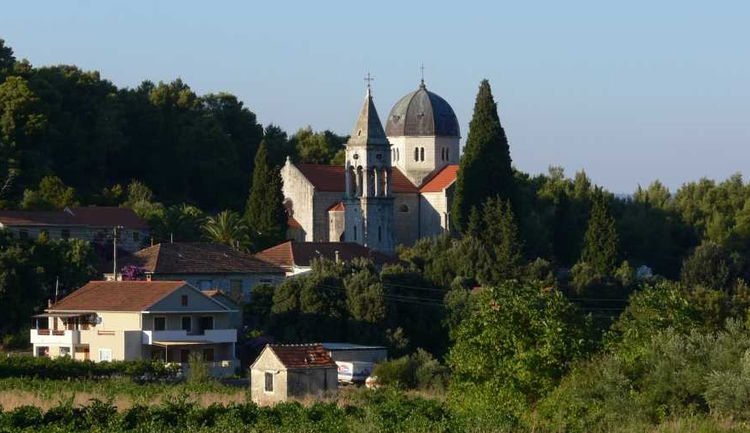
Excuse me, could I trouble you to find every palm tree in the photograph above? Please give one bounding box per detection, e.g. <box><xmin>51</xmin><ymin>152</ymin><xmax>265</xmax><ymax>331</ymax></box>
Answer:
<box><xmin>202</xmin><ymin>210</ymin><xmax>249</xmax><ymax>250</ymax></box>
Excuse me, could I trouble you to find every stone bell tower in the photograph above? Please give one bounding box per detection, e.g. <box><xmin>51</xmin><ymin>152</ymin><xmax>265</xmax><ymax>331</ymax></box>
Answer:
<box><xmin>343</xmin><ymin>78</ymin><xmax>394</xmax><ymax>253</ymax></box>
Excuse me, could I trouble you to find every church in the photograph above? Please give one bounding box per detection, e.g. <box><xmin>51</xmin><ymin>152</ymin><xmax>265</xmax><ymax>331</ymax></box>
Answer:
<box><xmin>281</xmin><ymin>79</ymin><xmax>461</xmax><ymax>253</ymax></box>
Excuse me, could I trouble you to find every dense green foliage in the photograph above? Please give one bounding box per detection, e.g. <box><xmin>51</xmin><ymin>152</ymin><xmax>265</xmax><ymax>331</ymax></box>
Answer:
<box><xmin>452</xmin><ymin>79</ymin><xmax>514</xmax><ymax>232</ymax></box>
<box><xmin>0</xmin><ymin>232</ymin><xmax>97</xmax><ymax>346</ymax></box>
<box><xmin>245</xmin><ymin>141</ymin><xmax>287</xmax><ymax>250</ymax></box>
<box><xmin>0</xmin><ymin>356</ymin><xmax>179</xmax><ymax>380</ymax></box>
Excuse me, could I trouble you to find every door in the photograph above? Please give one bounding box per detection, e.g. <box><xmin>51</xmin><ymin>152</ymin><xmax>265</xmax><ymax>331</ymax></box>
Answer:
<box><xmin>180</xmin><ymin>349</ymin><xmax>190</xmax><ymax>363</ymax></box>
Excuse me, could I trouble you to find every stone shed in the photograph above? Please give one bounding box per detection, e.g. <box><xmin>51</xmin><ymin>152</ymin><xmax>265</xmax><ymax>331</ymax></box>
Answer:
<box><xmin>250</xmin><ymin>344</ymin><xmax>338</xmax><ymax>406</ymax></box>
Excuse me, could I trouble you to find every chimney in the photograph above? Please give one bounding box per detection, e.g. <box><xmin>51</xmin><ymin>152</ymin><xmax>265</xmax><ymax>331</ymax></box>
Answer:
<box><xmin>335</xmin><ymin>250</ymin><xmax>340</xmax><ymax>263</ymax></box>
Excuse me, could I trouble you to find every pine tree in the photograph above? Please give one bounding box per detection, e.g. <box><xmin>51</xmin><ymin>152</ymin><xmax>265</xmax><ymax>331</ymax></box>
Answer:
<box><xmin>482</xmin><ymin>197</ymin><xmax>523</xmax><ymax>283</ymax></box>
<box><xmin>580</xmin><ymin>190</ymin><xmax>619</xmax><ymax>277</ymax></box>
<box><xmin>245</xmin><ymin>141</ymin><xmax>287</xmax><ymax>250</ymax></box>
<box><xmin>452</xmin><ymin>79</ymin><xmax>514</xmax><ymax>233</ymax></box>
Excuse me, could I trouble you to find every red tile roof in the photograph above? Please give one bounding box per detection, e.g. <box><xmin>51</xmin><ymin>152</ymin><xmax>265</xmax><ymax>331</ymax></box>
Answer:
<box><xmin>295</xmin><ymin>164</ymin><xmax>418</xmax><ymax>193</ymax></box>
<box><xmin>114</xmin><ymin>243</ymin><xmax>284</xmax><ymax>275</ymax></box>
<box><xmin>0</xmin><ymin>207</ymin><xmax>147</xmax><ymax>229</ymax></box>
<box><xmin>269</xmin><ymin>344</ymin><xmax>337</xmax><ymax>369</ymax></box>
<box><xmin>254</xmin><ymin>241</ymin><xmax>397</xmax><ymax>269</ymax></box>
<box><xmin>49</xmin><ymin>281</ymin><xmax>189</xmax><ymax>312</ymax></box>
<box><xmin>287</xmin><ymin>216</ymin><xmax>302</xmax><ymax>230</ymax></box>
<box><xmin>420</xmin><ymin>165</ymin><xmax>459</xmax><ymax>193</ymax></box>
<box><xmin>327</xmin><ymin>202</ymin><xmax>345</xmax><ymax>212</ymax></box>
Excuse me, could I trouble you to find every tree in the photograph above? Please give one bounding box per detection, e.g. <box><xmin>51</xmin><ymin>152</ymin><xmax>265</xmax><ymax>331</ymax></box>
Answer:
<box><xmin>291</xmin><ymin>127</ymin><xmax>347</xmax><ymax>165</ymax></box>
<box><xmin>448</xmin><ymin>281</ymin><xmax>592</xmax><ymax>402</ymax></box>
<box><xmin>245</xmin><ymin>141</ymin><xmax>287</xmax><ymax>250</ymax></box>
<box><xmin>20</xmin><ymin>176</ymin><xmax>77</xmax><ymax>210</ymax></box>
<box><xmin>0</xmin><ymin>39</ymin><xmax>15</xmax><ymax>82</ymax></box>
<box><xmin>202</xmin><ymin>210</ymin><xmax>249</xmax><ymax>250</ymax></box>
<box><xmin>579</xmin><ymin>190</ymin><xmax>619</xmax><ymax>277</ymax></box>
<box><xmin>480</xmin><ymin>197</ymin><xmax>523</xmax><ymax>283</ymax></box>
<box><xmin>452</xmin><ymin>79</ymin><xmax>514</xmax><ymax>233</ymax></box>
<box><xmin>680</xmin><ymin>241</ymin><xmax>736</xmax><ymax>291</ymax></box>
<box><xmin>263</xmin><ymin>124</ymin><xmax>293</xmax><ymax>167</ymax></box>
<box><xmin>149</xmin><ymin>203</ymin><xmax>205</xmax><ymax>243</ymax></box>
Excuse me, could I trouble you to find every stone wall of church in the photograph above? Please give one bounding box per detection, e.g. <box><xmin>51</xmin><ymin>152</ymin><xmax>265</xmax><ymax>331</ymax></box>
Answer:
<box><xmin>328</xmin><ymin>210</ymin><xmax>345</xmax><ymax>242</ymax></box>
<box><xmin>313</xmin><ymin>192</ymin><xmax>344</xmax><ymax>242</ymax></box>
<box><xmin>393</xmin><ymin>192</ymin><xmax>420</xmax><ymax>247</ymax></box>
<box><xmin>419</xmin><ymin>183</ymin><xmax>455</xmax><ymax>238</ymax></box>
<box><xmin>281</xmin><ymin>163</ymin><xmax>315</xmax><ymax>242</ymax></box>
<box><xmin>388</xmin><ymin>136</ymin><xmax>460</xmax><ymax>187</ymax></box>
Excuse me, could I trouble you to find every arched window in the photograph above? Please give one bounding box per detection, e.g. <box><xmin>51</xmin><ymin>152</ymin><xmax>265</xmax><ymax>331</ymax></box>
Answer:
<box><xmin>414</xmin><ymin>147</ymin><xmax>419</xmax><ymax>161</ymax></box>
<box><xmin>396</xmin><ymin>148</ymin><xmax>399</xmax><ymax>161</ymax></box>
<box><xmin>399</xmin><ymin>204</ymin><xmax>409</xmax><ymax>212</ymax></box>
<box><xmin>353</xmin><ymin>225</ymin><xmax>357</xmax><ymax>240</ymax></box>
<box><xmin>445</xmin><ymin>148</ymin><xmax>450</xmax><ymax>161</ymax></box>
<box><xmin>420</xmin><ymin>147</ymin><xmax>425</xmax><ymax>161</ymax></box>
<box><xmin>378</xmin><ymin>226</ymin><xmax>382</xmax><ymax>243</ymax></box>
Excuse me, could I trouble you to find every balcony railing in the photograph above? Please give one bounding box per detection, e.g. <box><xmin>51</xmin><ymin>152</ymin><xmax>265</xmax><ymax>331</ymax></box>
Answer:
<box><xmin>141</xmin><ymin>329</ymin><xmax>236</xmax><ymax>345</ymax></box>
<box><xmin>29</xmin><ymin>329</ymin><xmax>80</xmax><ymax>345</ymax></box>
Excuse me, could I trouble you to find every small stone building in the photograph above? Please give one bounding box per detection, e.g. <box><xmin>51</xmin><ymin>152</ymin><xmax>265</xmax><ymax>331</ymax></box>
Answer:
<box><xmin>250</xmin><ymin>344</ymin><xmax>338</xmax><ymax>405</ymax></box>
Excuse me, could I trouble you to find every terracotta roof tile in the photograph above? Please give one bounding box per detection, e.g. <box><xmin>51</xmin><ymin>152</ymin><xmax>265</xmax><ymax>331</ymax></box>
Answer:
<box><xmin>49</xmin><ymin>281</ymin><xmax>188</xmax><ymax>312</ymax></box>
<box><xmin>420</xmin><ymin>165</ymin><xmax>459</xmax><ymax>193</ymax></box>
<box><xmin>269</xmin><ymin>344</ymin><xmax>336</xmax><ymax>369</ymax></box>
<box><xmin>295</xmin><ymin>164</ymin><xmax>418</xmax><ymax>193</ymax></box>
<box><xmin>254</xmin><ymin>241</ymin><xmax>397</xmax><ymax>269</ymax></box>
<box><xmin>115</xmin><ymin>243</ymin><xmax>284</xmax><ymax>275</ymax></box>
<box><xmin>0</xmin><ymin>207</ymin><xmax>147</xmax><ymax>229</ymax></box>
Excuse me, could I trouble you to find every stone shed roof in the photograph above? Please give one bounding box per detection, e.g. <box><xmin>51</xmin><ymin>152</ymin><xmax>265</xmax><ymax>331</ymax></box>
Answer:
<box><xmin>268</xmin><ymin>344</ymin><xmax>337</xmax><ymax>369</ymax></box>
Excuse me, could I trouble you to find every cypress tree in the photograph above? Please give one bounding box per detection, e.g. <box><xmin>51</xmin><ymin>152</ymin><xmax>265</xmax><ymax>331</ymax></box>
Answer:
<box><xmin>452</xmin><ymin>79</ymin><xmax>514</xmax><ymax>233</ymax></box>
<box><xmin>580</xmin><ymin>190</ymin><xmax>619</xmax><ymax>277</ymax></box>
<box><xmin>482</xmin><ymin>197</ymin><xmax>523</xmax><ymax>283</ymax></box>
<box><xmin>245</xmin><ymin>141</ymin><xmax>287</xmax><ymax>250</ymax></box>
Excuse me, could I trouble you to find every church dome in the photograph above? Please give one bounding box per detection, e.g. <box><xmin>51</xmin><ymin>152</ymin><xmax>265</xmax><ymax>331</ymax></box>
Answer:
<box><xmin>385</xmin><ymin>83</ymin><xmax>460</xmax><ymax>138</ymax></box>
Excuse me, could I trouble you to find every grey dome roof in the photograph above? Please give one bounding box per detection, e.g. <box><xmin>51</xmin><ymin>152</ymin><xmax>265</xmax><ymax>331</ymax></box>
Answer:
<box><xmin>385</xmin><ymin>83</ymin><xmax>460</xmax><ymax>137</ymax></box>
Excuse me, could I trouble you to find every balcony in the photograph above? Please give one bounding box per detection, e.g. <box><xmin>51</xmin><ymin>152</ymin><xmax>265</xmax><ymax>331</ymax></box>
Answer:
<box><xmin>142</xmin><ymin>329</ymin><xmax>236</xmax><ymax>345</ymax></box>
<box><xmin>30</xmin><ymin>329</ymin><xmax>80</xmax><ymax>346</ymax></box>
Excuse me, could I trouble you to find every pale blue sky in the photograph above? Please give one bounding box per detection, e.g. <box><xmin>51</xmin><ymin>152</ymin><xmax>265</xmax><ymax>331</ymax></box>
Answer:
<box><xmin>2</xmin><ymin>1</ymin><xmax>748</xmax><ymax>193</ymax></box>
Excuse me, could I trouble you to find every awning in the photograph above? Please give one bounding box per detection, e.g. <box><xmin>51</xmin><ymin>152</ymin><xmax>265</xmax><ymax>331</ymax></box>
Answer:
<box><xmin>32</xmin><ymin>313</ymin><xmax>90</xmax><ymax>318</ymax></box>
<box><xmin>151</xmin><ymin>341</ymin><xmax>214</xmax><ymax>347</ymax></box>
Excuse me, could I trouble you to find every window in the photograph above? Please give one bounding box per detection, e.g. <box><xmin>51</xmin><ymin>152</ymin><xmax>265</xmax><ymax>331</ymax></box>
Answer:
<box><xmin>399</xmin><ymin>204</ymin><xmax>409</xmax><ymax>213</ymax></box>
<box><xmin>60</xmin><ymin>347</ymin><xmax>70</xmax><ymax>357</ymax></box>
<box><xmin>353</xmin><ymin>225</ymin><xmax>357</xmax><ymax>240</ymax></box>
<box><xmin>180</xmin><ymin>349</ymin><xmax>190</xmax><ymax>363</ymax></box>
<box><xmin>61</xmin><ymin>229</ymin><xmax>70</xmax><ymax>239</ymax></box>
<box><xmin>37</xmin><ymin>346</ymin><xmax>49</xmax><ymax>357</ymax></box>
<box><xmin>396</xmin><ymin>148</ymin><xmax>399</xmax><ymax>161</ymax></box>
<box><xmin>132</xmin><ymin>231</ymin><xmax>140</xmax><ymax>243</ymax></box>
<box><xmin>203</xmin><ymin>348</ymin><xmax>214</xmax><ymax>362</ymax></box>
<box><xmin>198</xmin><ymin>280</ymin><xmax>213</xmax><ymax>290</ymax></box>
<box><xmin>265</xmin><ymin>372</ymin><xmax>274</xmax><ymax>392</ymax></box>
<box><xmin>181</xmin><ymin>317</ymin><xmax>191</xmax><ymax>332</ymax></box>
<box><xmin>98</xmin><ymin>348</ymin><xmax>112</xmax><ymax>362</ymax></box>
<box><xmin>378</xmin><ymin>226</ymin><xmax>382</xmax><ymax>242</ymax></box>
<box><xmin>414</xmin><ymin>147</ymin><xmax>419</xmax><ymax>161</ymax></box>
<box><xmin>420</xmin><ymin>147</ymin><xmax>425</xmax><ymax>161</ymax></box>
<box><xmin>181</xmin><ymin>295</ymin><xmax>188</xmax><ymax>306</ymax></box>
<box><xmin>19</xmin><ymin>229</ymin><xmax>29</xmax><ymax>240</ymax></box>
<box><xmin>153</xmin><ymin>317</ymin><xmax>166</xmax><ymax>331</ymax></box>
<box><xmin>200</xmin><ymin>316</ymin><xmax>214</xmax><ymax>331</ymax></box>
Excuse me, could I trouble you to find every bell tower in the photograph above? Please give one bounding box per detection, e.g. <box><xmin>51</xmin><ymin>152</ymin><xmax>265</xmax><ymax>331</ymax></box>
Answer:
<box><xmin>343</xmin><ymin>77</ymin><xmax>394</xmax><ymax>253</ymax></box>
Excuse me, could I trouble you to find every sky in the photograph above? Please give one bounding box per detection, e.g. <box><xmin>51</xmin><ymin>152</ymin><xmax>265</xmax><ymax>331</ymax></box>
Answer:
<box><xmin>1</xmin><ymin>1</ymin><xmax>749</xmax><ymax>193</ymax></box>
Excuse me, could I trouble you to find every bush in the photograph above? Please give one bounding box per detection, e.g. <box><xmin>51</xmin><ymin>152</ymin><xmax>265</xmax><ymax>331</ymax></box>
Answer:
<box><xmin>0</xmin><ymin>355</ymin><xmax>179</xmax><ymax>380</ymax></box>
<box><xmin>372</xmin><ymin>349</ymin><xmax>449</xmax><ymax>392</ymax></box>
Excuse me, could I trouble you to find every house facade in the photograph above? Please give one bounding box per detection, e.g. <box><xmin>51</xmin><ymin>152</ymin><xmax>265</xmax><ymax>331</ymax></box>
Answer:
<box><xmin>250</xmin><ymin>344</ymin><xmax>338</xmax><ymax>405</ymax></box>
<box><xmin>104</xmin><ymin>242</ymin><xmax>286</xmax><ymax>301</ymax></box>
<box><xmin>30</xmin><ymin>280</ymin><xmax>239</xmax><ymax>377</ymax></box>
<box><xmin>0</xmin><ymin>206</ymin><xmax>149</xmax><ymax>252</ymax></box>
